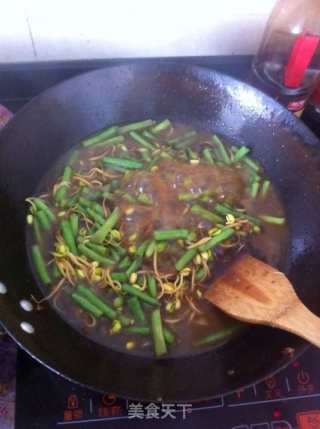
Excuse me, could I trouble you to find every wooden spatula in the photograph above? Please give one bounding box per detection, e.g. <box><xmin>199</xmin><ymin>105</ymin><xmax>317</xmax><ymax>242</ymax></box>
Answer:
<box><xmin>205</xmin><ymin>254</ymin><xmax>320</xmax><ymax>348</ymax></box>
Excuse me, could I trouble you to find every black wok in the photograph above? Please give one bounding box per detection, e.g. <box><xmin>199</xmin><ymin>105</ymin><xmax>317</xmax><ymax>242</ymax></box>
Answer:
<box><xmin>0</xmin><ymin>62</ymin><xmax>320</xmax><ymax>402</ymax></box>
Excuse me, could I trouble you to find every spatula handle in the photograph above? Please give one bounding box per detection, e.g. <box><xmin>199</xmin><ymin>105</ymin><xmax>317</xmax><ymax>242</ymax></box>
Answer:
<box><xmin>274</xmin><ymin>300</ymin><xmax>320</xmax><ymax>348</ymax></box>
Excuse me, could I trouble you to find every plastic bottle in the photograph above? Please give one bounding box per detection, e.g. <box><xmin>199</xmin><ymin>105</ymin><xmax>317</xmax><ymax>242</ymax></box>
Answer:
<box><xmin>301</xmin><ymin>81</ymin><xmax>320</xmax><ymax>135</ymax></box>
<box><xmin>250</xmin><ymin>0</ymin><xmax>320</xmax><ymax>114</ymax></box>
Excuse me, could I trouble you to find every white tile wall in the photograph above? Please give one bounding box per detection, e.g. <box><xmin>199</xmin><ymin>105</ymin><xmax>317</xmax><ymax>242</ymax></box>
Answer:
<box><xmin>0</xmin><ymin>2</ymin><xmax>34</xmax><ymax>62</ymax></box>
<box><xmin>1</xmin><ymin>0</ymin><xmax>277</xmax><ymax>63</ymax></box>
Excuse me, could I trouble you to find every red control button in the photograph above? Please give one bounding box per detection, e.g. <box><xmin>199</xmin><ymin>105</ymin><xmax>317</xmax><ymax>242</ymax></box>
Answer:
<box><xmin>67</xmin><ymin>394</ymin><xmax>79</xmax><ymax>410</ymax></box>
<box><xmin>0</xmin><ymin>405</ymin><xmax>8</xmax><ymax>418</ymax></box>
<box><xmin>297</xmin><ymin>370</ymin><xmax>311</xmax><ymax>386</ymax></box>
<box><xmin>265</xmin><ymin>377</ymin><xmax>277</xmax><ymax>390</ymax></box>
<box><xmin>102</xmin><ymin>393</ymin><xmax>117</xmax><ymax>406</ymax></box>
<box><xmin>296</xmin><ymin>411</ymin><xmax>320</xmax><ymax>429</ymax></box>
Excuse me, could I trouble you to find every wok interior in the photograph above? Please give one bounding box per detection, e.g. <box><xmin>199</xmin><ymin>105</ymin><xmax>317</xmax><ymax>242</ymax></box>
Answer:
<box><xmin>0</xmin><ymin>63</ymin><xmax>319</xmax><ymax>400</ymax></box>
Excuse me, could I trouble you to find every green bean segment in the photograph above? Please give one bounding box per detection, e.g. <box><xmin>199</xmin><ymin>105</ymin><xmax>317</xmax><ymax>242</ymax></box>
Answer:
<box><xmin>128</xmin><ymin>297</ymin><xmax>146</xmax><ymax>323</ymax></box>
<box><xmin>119</xmin><ymin>119</ymin><xmax>154</xmax><ymax>134</ymax></box>
<box><xmin>76</xmin><ymin>285</ymin><xmax>117</xmax><ymax>320</ymax></box>
<box><xmin>78</xmin><ymin>243</ymin><xmax>114</xmax><ymax>266</ymax></box>
<box><xmin>154</xmin><ymin>229</ymin><xmax>189</xmax><ymax>241</ymax></box>
<box><xmin>55</xmin><ymin>166</ymin><xmax>73</xmax><ymax>206</ymax></box>
<box><xmin>91</xmin><ymin>207</ymin><xmax>120</xmax><ymax>243</ymax></box>
<box><xmin>191</xmin><ymin>205</ymin><xmax>223</xmax><ymax>224</ymax></box>
<box><xmin>193</xmin><ymin>325</ymin><xmax>242</xmax><ymax>347</ymax></box>
<box><xmin>130</xmin><ymin>131</ymin><xmax>155</xmax><ymax>150</ymax></box>
<box><xmin>103</xmin><ymin>157</ymin><xmax>143</xmax><ymax>170</ymax></box>
<box><xmin>82</xmin><ymin>126</ymin><xmax>119</xmax><ymax>147</ymax></box>
<box><xmin>151</xmin><ymin>119</ymin><xmax>171</xmax><ymax>134</ymax></box>
<box><xmin>31</xmin><ymin>245</ymin><xmax>51</xmax><ymax>284</ymax></box>
<box><xmin>259</xmin><ymin>215</ymin><xmax>286</xmax><ymax>225</ymax></box>
<box><xmin>121</xmin><ymin>284</ymin><xmax>159</xmax><ymax>306</ymax></box>
<box><xmin>61</xmin><ymin>220</ymin><xmax>78</xmax><ymax>255</ymax></box>
<box><xmin>71</xmin><ymin>293</ymin><xmax>103</xmax><ymax>318</ymax></box>
<box><xmin>151</xmin><ymin>309</ymin><xmax>167</xmax><ymax>357</ymax></box>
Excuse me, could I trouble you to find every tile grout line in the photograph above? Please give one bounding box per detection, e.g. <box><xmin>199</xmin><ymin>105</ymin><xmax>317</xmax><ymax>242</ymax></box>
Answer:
<box><xmin>25</xmin><ymin>14</ymin><xmax>38</xmax><ymax>59</ymax></box>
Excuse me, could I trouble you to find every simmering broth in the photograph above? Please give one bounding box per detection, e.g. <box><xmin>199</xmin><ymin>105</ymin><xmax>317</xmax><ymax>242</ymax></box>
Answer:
<box><xmin>26</xmin><ymin>119</ymin><xmax>288</xmax><ymax>357</ymax></box>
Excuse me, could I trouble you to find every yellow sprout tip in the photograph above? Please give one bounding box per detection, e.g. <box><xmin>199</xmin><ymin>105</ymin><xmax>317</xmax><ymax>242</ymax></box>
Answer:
<box><xmin>201</xmin><ymin>252</ymin><xmax>209</xmax><ymax>261</ymax></box>
<box><xmin>111</xmin><ymin>229</ymin><xmax>122</xmax><ymax>241</ymax></box>
<box><xmin>196</xmin><ymin>289</ymin><xmax>203</xmax><ymax>299</ymax></box>
<box><xmin>190</xmin><ymin>159</ymin><xmax>200</xmax><ymax>165</ymax></box>
<box><xmin>194</xmin><ymin>255</ymin><xmax>202</xmax><ymax>265</ymax></box>
<box><xmin>125</xmin><ymin>207</ymin><xmax>134</xmax><ymax>215</ymax></box>
<box><xmin>110</xmin><ymin>322</ymin><xmax>122</xmax><ymax>335</ymax></box>
<box><xmin>226</xmin><ymin>214</ymin><xmax>236</xmax><ymax>225</ymax></box>
<box><xmin>126</xmin><ymin>341</ymin><xmax>135</xmax><ymax>350</ymax></box>
<box><xmin>129</xmin><ymin>273</ymin><xmax>138</xmax><ymax>284</ymax></box>
<box><xmin>76</xmin><ymin>269</ymin><xmax>86</xmax><ymax>279</ymax></box>
<box><xmin>129</xmin><ymin>233</ymin><xmax>138</xmax><ymax>242</ymax></box>
<box><xmin>180</xmin><ymin>267</ymin><xmax>191</xmax><ymax>276</ymax></box>
<box><xmin>128</xmin><ymin>245</ymin><xmax>137</xmax><ymax>254</ymax></box>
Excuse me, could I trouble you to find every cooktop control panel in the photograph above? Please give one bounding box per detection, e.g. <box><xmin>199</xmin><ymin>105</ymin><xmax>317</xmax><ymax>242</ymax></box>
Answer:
<box><xmin>15</xmin><ymin>347</ymin><xmax>320</xmax><ymax>429</ymax></box>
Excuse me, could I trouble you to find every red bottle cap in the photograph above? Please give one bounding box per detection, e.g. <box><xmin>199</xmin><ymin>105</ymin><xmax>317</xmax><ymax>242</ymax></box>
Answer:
<box><xmin>284</xmin><ymin>33</ymin><xmax>320</xmax><ymax>88</ymax></box>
